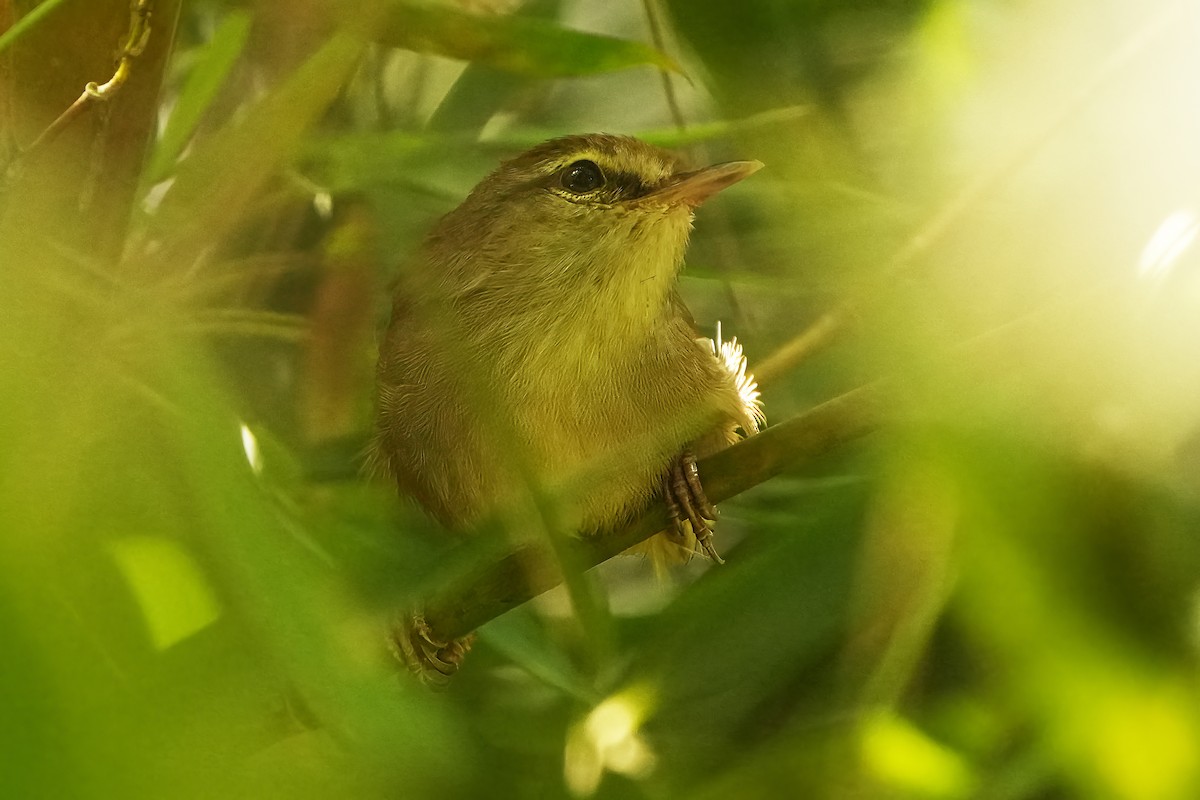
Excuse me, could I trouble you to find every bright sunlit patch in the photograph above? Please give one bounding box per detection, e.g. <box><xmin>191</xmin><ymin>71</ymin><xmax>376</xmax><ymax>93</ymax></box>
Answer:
<box><xmin>141</xmin><ymin>176</ymin><xmax>175</xmax><ymax>213</ymax></box>
<box><xmin>240</xmin><ymin>422</ymin><xmax>263</xmax><ymax>474</ymax></box>
<box><xmin>564</xmin><ymin>688</ymin><xmax>656</xmax><ymax>796</ymax></box>
<box><xmin>1089</xmin><ymin>681</ymin><xmax>1200</xmax><ymax>800</ymax></box>
<box><xmin>916</xmin><ymin>0</ymin><xmax>975</xmax><ymax>95</ymax></box>
<box><xmin>861</xmin><ymin>711</ymin><xmax>976</xmax><ymax>799</ymax></box>
<box><xmin>313</xmin><ymin>190</ymin><xmax>334</xmax><ymax>219</ymax></box>
<box><xmin>1138</xmin><ymin>209</ymin><xmax>1198</xmax><ymax>280</ymax></box>
<box><xmin>108</xmin><ymin>536</ymin><xmax>222</xmax><ymax>650</ymax></box>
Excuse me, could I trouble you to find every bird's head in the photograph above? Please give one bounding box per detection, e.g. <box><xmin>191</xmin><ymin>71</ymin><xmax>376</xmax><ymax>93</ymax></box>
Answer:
<box><xmin>427</xmin><ymin>134</ymin><xmax>761</xmax><ymax>316</ymax></box>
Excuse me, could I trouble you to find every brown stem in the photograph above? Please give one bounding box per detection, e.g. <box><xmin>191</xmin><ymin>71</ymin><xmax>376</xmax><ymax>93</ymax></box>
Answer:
<box><xmin>4</xmin><ymin>0</ymin><xmax>156</xmax><ymax>181</ymax></box>
<box><xmin>421</xmin><ymin>382</ymin><xmax>887</xmax><ymax>641</ymax></box>
<box><xmin>641</xmin><ymin>0</ymin><xmax>686</xmax><ymax>131</ymax></box>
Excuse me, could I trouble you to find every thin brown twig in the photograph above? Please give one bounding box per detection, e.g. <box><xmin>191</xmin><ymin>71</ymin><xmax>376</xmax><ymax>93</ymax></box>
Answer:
<box><xmin>641</xmin><ymin>0</ymin><xmax>758</xmax><ymax>332</ymax></box>
<box><xmin>641</xmin><ymin>0</ymin><xmax>686</xmax><ymax>132</ymax></box>
<box><xmin>5</xmin><ymin>0</ymin><xmax>154</xmax><ymax>177</ymax></box>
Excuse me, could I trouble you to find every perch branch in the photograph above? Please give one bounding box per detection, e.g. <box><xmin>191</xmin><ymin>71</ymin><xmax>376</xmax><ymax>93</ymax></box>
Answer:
<box><xmin>421</xmin><ymin>382</ymin><xmax>887</xmax><ymax>641</ymax></box>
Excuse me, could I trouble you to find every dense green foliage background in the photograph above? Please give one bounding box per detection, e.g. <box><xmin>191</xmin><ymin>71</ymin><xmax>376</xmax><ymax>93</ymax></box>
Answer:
<box><xmin>3</xmin><ymin>0</ymin><xmax>1200</xmax><ymax>797</ymax></box>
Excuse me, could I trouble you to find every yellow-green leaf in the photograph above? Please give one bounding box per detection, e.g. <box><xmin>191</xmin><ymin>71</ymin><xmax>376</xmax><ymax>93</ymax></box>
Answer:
<box><xmin>383</xmin><ymin>0</ymin><xmax>680</xmax><ymax>77</ymax></box>
<box><xmin>144</xmin><ymin>22</ymin><xmax>371</xmax><ymax>270</ymax></box>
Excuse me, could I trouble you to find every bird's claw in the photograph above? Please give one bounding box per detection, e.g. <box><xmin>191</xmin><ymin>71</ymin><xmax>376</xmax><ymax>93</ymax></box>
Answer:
<box><xmin>390</xmin><ymin>613</ymin><xmax>475</xmax><ymax>688</ymax></box>
<box><xmin>663</xmin><ymin>450</ymin><xmax>725</xmax><ymax>565</ymax></box>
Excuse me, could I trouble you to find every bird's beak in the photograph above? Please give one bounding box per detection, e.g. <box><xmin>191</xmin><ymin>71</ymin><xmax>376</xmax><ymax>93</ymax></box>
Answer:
<box><xmin>645</xmin><ymin>160</ymin><xmax>763</xmax><ymax>208</ymax></box>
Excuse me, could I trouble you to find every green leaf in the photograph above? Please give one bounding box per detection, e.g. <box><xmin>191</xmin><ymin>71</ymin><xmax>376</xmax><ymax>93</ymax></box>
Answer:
<box><xmin>479</xmin><ymin>608</ymin><xmax>596</xmax><ymax>702</ymax></box>
<box><xmin>144</xmin><ymin>9</ymin><xmax>251</xmax><ymax>185</ymax></box>
<box><xmin>144</xmin><ymin>22</ymin><xmax>371</xmax><ymax>270</ymax></box>
<box><xmin>151</xmin><ymin>330</ymin><xmax>472</xmax><ymax>794</ymax></box>
<box><xmin>107</xmin><ymin>536</ymin><xmax>222</xmax><ymax>650</ymax></box>
<box><xmin>470</xmin><ymin>105</ymin><xmax>812</xmax><ymax>154</ymax></box>
<box><xmin>382</xmin><ymin>0</ymin><xmax>680</xmax><ymax>77</ymax></box>
<box><xmin>0</xmin><ymin>0</ymin><xmax>73</xmax><ymax>56</ymax></box>
<box><xmin>300</xmin><ymin>130</ymin><xmax>449</xmax><ymax>193</ymax></box>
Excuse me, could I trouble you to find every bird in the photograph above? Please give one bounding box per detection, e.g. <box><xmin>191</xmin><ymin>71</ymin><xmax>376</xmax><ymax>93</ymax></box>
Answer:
<box><xmin>369</xmin><ymin>133</ymin><xmax>764</xmax><ymax>682</ymax></box>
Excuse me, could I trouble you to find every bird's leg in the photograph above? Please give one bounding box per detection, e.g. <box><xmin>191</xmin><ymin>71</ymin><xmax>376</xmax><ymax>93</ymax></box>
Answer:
<box><xmin>662</xmin><ymin>450</ymin><xmax>725</xmax><ymax>564</ymax></box>
<box><xmin>389</xmin><ymin>612</ymin><xmax>475</xmax><ymax>688</ymax></box>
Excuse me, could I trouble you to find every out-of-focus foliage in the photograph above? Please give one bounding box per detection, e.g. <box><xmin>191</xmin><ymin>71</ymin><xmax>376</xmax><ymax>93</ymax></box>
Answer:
<box><xmin>2</xmin><ymin>0</ymin><xmax>1199</xmax><ymax>798</ymax></box>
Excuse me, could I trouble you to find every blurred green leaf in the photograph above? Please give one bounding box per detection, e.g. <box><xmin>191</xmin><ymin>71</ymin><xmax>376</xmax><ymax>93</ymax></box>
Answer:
<box><xmin>108</xmin><ymin>535</ymin><xmax>222</xmax><ymax>650</ymax></box>
<box><xmin>301</xmin><ymin>105</ymin><xmax>812</xmax><ymax>196</ymax></box>
<box><xmin>482</xmin><ymin>105</ymin><xmax>813</xmax><ymax>151</ymax></box>
<box><xmin>860</xmin><ymin>712</ymin><xmax>978</xmax><ymax>799</ymax></box>
<box><xmin>479</xmin><ymin>608</ymin><xmax>596</xmax><ymax>701</ymax></box>
<box><xmin>382</xmin><ymin>0</ymin><xmax>680</xmax><ymax>77</ymax></box>
<box><xmin>150</xmin><ymin>328</ymin><xmax>473</xmax><ymax>795</ymax></box>
<box><xmin>144</xmin><ymin>22</ymin><xmax>372</xmax><ymax>270</ymax></box>
<box><xmin>0</xmin><ymin>0</ymin><xmax>72</xmax><ymax>55</ymax></box>
<box><xmin>0</xmin><ymin>578</ymin><xmax>94</xmax><ymax>798</ymax></box>
<box><xmin>300</xmin><ymin>129</ymin><xmax>466</xmax><ymax>195</ymax></box>
<box><xmin>625</xmin><ymin>478</ymin><xmax>868</xmax><ymax>778</ymax></box>
<box><xmin>144</xmin><ymin>9</ymin><xmax>252</xmax><ymax>185</ymax></box>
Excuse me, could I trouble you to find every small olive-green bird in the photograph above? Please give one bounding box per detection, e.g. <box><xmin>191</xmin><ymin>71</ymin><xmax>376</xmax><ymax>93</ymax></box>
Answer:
<box><xmin>370</xmin><ymin>134</ymin><xmax>763</xmax><ymax>678</ymax></box>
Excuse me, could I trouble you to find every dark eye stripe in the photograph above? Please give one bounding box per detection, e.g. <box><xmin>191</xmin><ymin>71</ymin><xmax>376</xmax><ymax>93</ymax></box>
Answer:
<box><xmin>605</xmin><ymin>172</ymin><xmax>651</xmax><ymax>201</ymax></box>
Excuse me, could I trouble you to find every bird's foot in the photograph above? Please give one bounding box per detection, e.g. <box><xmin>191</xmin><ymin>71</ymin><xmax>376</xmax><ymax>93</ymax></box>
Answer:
<box><xmin>662</xmin><ymin>450</ymin><xmax>725</xmax><ymax>565</ymax></box>
<box><xmin>389</xmin><ymin>613</ymin><xmax>475</xmax><ymax>688</ymax></box>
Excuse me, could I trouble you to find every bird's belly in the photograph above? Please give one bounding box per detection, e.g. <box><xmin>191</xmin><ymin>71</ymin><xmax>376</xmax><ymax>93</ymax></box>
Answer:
<box><xmin>504</xmin><ymin>377</ymin><xmax>716</xmax><ymax>534</ymax></box>
<box><xmin>525</xmin><ymin>420</ymin><xmax>667</xmax><ymax>533</ymax></box>
<box><xmin>470</xmin><ymin>321</ymin><xmax>748</xmax><ymax>534</ymax></box>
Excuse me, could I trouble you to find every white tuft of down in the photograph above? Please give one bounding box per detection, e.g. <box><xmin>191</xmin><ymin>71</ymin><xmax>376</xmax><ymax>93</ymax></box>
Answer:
<box><xmin>709</xmin><ymin>321</ymin><xmax>765</xmax><ymax>435</ymax></box>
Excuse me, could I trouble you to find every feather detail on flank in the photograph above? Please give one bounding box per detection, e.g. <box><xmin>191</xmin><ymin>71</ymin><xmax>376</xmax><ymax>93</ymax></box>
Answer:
<box><xmin>634</xmin><ymin>321</ymin><xmax>765</xmax><ymax>578</ymax></box>
<box><xmin>709</xmin><ymin>321</ymin><xmax>765</xmax><ymax>439</ymax></box>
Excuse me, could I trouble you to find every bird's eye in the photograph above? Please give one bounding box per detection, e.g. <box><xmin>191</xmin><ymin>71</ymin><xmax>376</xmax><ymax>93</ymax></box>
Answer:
<box><xmin>560</xmin><ymin>160</ymin><xmax>605</xmax><ymax>194</ymax></box>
